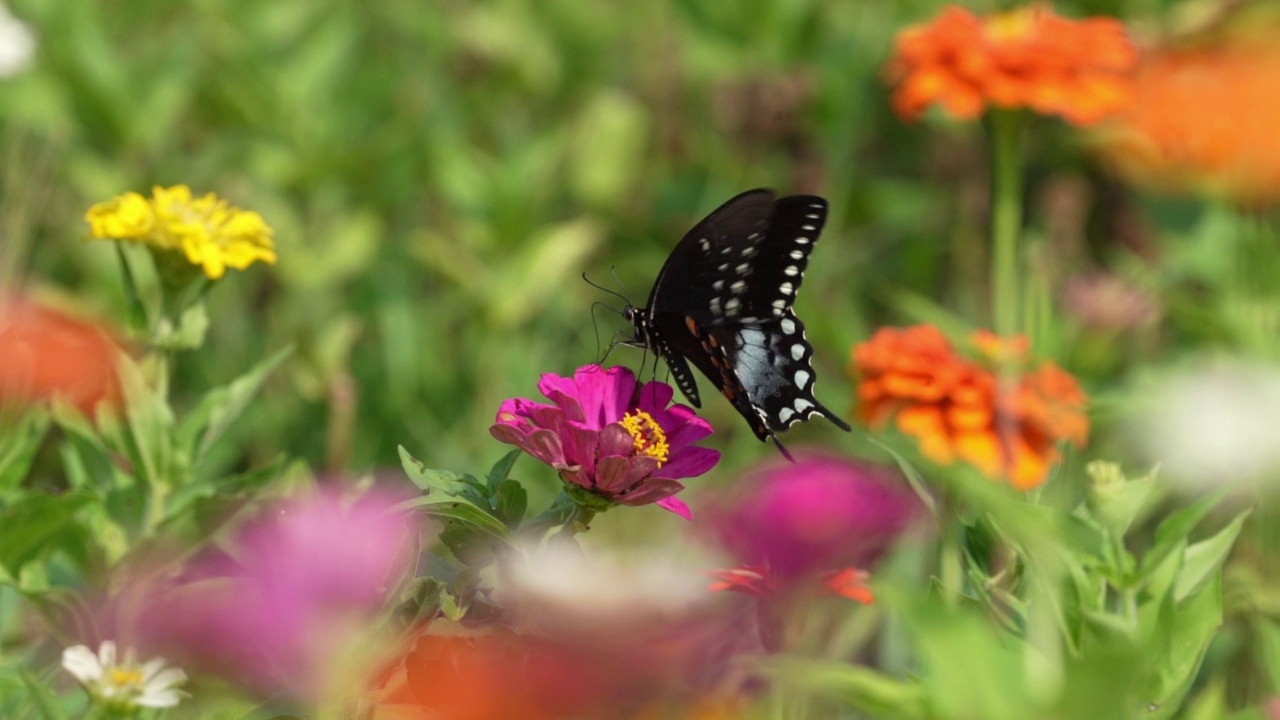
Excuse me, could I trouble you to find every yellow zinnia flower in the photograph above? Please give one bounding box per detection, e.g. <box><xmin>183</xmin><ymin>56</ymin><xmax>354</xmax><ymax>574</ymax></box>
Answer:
<box><xmin>85</xmin><ymin>185</ymin><xmax>276</xmax><ymax>280</ymax></box>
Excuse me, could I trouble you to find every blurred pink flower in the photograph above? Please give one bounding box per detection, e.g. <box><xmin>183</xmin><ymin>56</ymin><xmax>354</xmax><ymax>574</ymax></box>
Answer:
<box><xmin>706</xmin><ymin>454</ymin><xmax>923</xmax><ymax>587</ymax></box>
<box><xmin>141</xmin><ymin>487</ymin><xmax>415</xmax><ymax>701</ymax></box>
<box><xmin>490</xmin><ymin>365</ymin><xmax>720</xmax><ymax>519</ymax></box>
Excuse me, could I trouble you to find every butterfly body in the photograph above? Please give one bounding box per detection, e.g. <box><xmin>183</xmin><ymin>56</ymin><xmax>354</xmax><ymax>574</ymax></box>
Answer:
<box><xmin>624</xmin><ymin>189</ymin><xmax>851</xmax><ymax>456</ymax></box>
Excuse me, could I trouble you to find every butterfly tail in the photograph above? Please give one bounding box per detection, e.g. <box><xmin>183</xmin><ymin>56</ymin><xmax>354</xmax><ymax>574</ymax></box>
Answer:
<box><xmin>815</xmin><ymin>400</ymin><xmax>853</xmax><ymax>432</ymax></box>
<box><xmin>770</xmin><ymin>433</ymin><xmax>796</xmax><ymax>462</ymax></box>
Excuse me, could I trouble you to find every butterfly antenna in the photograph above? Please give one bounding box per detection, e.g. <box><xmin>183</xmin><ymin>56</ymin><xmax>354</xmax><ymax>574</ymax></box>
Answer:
<box><xmin>610</xmin><ymin>265</ymin><xmax>628</xmax><ymax>292</ymax></box>
<box><xmin>582</xmin><ymin>272</ymin><xmax>632</xmax><ymax>307</ymax></box>
<box><xmin>590</xmin><ymin>301</ymin><xmax>626</xmax><ymax>362</ymax></box>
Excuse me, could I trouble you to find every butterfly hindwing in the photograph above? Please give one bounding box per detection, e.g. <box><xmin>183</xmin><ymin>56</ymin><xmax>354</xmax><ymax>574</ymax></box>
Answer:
<box><xmin>711</xmin><ymin>310</ymin><xmax>851</xmax><ymax>435</ymax></box>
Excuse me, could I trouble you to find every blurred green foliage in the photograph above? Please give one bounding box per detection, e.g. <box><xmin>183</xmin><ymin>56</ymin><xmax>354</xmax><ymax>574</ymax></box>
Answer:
<box><xmin>2</xmin><ymin>0</ymin><xmax>1177</xmax><ymax>479</ymax></box>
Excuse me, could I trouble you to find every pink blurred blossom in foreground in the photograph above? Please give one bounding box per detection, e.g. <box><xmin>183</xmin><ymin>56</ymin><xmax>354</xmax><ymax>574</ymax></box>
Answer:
<box><xmin>707</xmin><ymin>454</ymin><xmax>924</xmax><ymax>593</ymax></box>
<box><xmin>704</xmin><ymin>454</ymin><xmax>924</xmax><ymax>653</ymax></box>
<box><xmin>141</xmin><ymin>487</ymin><xmax>415</xmax><ymax>701</ymax></box>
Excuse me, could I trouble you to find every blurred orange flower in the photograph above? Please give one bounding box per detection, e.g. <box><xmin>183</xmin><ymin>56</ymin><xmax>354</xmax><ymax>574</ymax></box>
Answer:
<box><xmin>1094</xmin><ymin>28</ymin><xmax>1280</xmax><ymax>204</ymax></box>
<box><xmin>0</xmin><ymin>298</ymin><xmax>121</xmax><ymax>415</ymax></box>
<box><xmin>887</xmin><ymin>4</ymin><xmax>1137</xmax><ymax>125</ymax></box>
<box><xmin>850</xmin><ymin>325</ymin><xmax>1088</xmax><ymax>489</ymax></box>
<box><xmin>370</xmin><ymin>631</ymin><xmax>739</xmax><ymax>720</ymax></box>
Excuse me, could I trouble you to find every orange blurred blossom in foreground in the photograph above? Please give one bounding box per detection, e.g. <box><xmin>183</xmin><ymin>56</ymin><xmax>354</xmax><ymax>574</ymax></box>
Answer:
<box><xmin>1094</xmin><ymin>26</ymin><xmax>1280</xmax><ymax>204</ymax></box>
<box><xmin>371</xmin><ymin>631</ymin><xmax>741</xmax><ymax>720</ymax></box>
<box><xmin>887</xmin><ymin>4</ymin><xmax>1137</xmax><ymax>125</ymax></box>
<box><xmin>850</xmin><ymin>325</ymin><xmax>1089</xmax><ymax>489</ymax></box>
<box><xmin>0</xmin><ymin>298</ymin><xmax>121</xmax><ymax>414</ymax></box>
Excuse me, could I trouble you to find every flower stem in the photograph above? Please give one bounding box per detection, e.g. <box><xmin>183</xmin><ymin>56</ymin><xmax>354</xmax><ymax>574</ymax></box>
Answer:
<box><xmin>114</xmin><ymin>245</ymin><xmax>148</xmax><ymax>334</ymax></box>
<box><xmin>989</xmin><ymin>109</ymin><xmax>1026</xmax><ymax>338</ymax></box>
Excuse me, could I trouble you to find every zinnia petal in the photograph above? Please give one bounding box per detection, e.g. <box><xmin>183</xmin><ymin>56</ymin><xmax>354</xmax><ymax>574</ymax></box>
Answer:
<box><xmin>653</xmin><ymin>446</ymin><xmax>721</xmax><ymax>481</ymax></box>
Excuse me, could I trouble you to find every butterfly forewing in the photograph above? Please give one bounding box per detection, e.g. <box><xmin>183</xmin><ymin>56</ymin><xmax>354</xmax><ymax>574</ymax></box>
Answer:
<box><xmin>701</xmin><ymin>195</ymin><xmax>827</xmax><ymax>325</ymax></box>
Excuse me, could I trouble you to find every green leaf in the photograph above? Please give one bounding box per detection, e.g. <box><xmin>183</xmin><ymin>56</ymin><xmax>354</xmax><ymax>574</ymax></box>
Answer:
<box><xmin>396</xmin><ymin>576</ymin><xmax>447</xmax><ymax>628</ymax></box>
<box><xmin>0</xmin><ymin>410</ymin><xmax>50</xmax><ymax>494</ymax></box>
<box><xmin>1181</xmin><ymin>681</ymin><xmax>1227</xmax><ymax>720</ymax></box>
<box><xmin>115</xmin><ymin>352</ymin><xmax>175</xmax><ymax>488</ymax></box>
<box><xmin>1140</xmin><ymin>488</ymin><xmax>1228</xmax><ymax>579</ymax></box>
<box><xmin>195</xmin><ymin>345</ymin><xmax>293</xmax><ymax>459</ymax></box>
<box><xmin>394</xmin><ymin>496</ymin><xmax>512</xmax><ymax>541</ymax></box>
<box><xmin>18</xmin><ymin>667</ymin><xmax>70</xmax><ymax>720</ymax></box>
<box><xmin>1139</xmin><ymin>574</ymin><xmax>1224</xmax><ymax>719</ymax></box>
<box><xmin>1257</xmin><ymin>618</ymin><xmax>1280</xmax><ymax>691</ymax></box>
<box><xmin>754</xmin><ymin>657</ymin><xmax>928</xmax><ymax>718</ymax></box>
<box><xmin>115</xmin><ymin>244</ymin><xmax>148</xmax><ymax>332</ymax></box>
<box><xmin>0</xmin><ymin>493</ymin><xmax>93</xmax><ymax>575</ymax></box>
<box><xmin>493</xmin><ymin>478</ymin><xmax>528</xmax><ymax>527</ymax></box>
<box><xmin>894</xmin><ymin>589</ymin><xmax>1032</xmax><ymax>720</ymax></box>
<box><xmin>485</xmin><ymin>449</ymin><xmax>521</xmax><ymax>492</ymax></box>
<box><xmin>398</xmin><ymin>446</ymin><xmax>470</xmax><ymax>496</ymax></box>
<box><xmin>867</xmin><ymin>437</ymin><xmax>937</xmax><ymax>517</ymax></box>
<box><xmin>1174</xmin><ymin>510</ymin><xmax>1248</xmax><ymax>602</ymax></box>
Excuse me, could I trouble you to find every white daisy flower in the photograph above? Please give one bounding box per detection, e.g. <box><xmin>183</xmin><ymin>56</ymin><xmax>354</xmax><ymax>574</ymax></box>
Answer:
<box><xmin>0</xmin><ymin>2</ymin><xmax>34</xmax><ymax>79</ymax></box>
<box><xmin>62</xmin><ymin>641</ymin><xmax>188</xmax><ymax>711</ymax></box>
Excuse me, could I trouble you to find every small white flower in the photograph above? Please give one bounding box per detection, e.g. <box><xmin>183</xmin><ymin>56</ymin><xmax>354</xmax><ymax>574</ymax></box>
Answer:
<box><xmin>0</xmin><ymin>2</ymin><xmax>34</xmax><ymax>79</ymax></box>
<box><xmin>62</xmin><ymin>641</ymin><xmax>188</xmax><ymax>711</ymax></box>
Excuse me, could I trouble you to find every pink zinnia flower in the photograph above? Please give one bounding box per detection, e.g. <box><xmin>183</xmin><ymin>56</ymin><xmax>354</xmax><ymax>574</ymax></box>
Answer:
<box><xmin>706</xmin><ymin>454</ymin><xmax>923</xmax><ymax>589</ymax></box>
<box><xmin>140</xmin><ymin>487</ymin><xmax>415</xmax><ymax>701</ymax></box>
<box><xmin>490</xmin><ymin>365</ymin><xmax>720</xmax><ymax>519</ymax></box>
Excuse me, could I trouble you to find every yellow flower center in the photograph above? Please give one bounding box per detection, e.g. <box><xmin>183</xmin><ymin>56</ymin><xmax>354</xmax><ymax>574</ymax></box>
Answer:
<box><xmin>985</xmin><ymin>7</ymin><xmax>1037</xmax><ymax>43</ymax></box>
<box><xmin>620</xmin><ymin>410</ymin><xmax>670</xmax><ymax>466</ymax></box>
<box><xmin>108</xmin><ymin>666</ymin><xmax>144</xmax><ymax>688</ymax></box>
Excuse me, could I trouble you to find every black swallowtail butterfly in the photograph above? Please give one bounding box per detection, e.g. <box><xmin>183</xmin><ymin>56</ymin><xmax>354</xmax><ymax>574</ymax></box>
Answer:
<box><xmin>623</xmin><ymin>189</ymin><xmax>851</xmax><ymax>458</ymax></box>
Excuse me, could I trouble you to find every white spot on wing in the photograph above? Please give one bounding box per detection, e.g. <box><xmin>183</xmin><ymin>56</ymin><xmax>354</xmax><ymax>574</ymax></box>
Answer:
<box><xmin>784</xmin><ymin>265</ymin><xmax>799</xmax><ymax>277</ymax></box>
<box><xmin>772</xmin><ymin>299</ymin><xmax>787</xmax><ymax>313</ymax></box>
<box><xmin>778</xmin><ymin>407</ymin><xmax>795</xmax><ymax>424</ymax></box>
<box><xmin>731</xmin><ymin>280</ymin><xmax>746</xmax><ymax>293</ymax></box>
<box><xmin>780</xmin><ymin>318</ymin><xmax>796</xmax><ymax>334</ymax></box>
<box><xmin>780</xmin><ymin>282</ymin><xmax>794</xmax><ymax>295</ymax></box>
<box><xmin>794</xmin><ymin>398</ymin><xmax>815</xmax><ymax>413</ymax></box>
<box><xmin>791</xmin><ymin>343</ymin><xmax>805</xmax><ymax>361</ymax></box>
<box><xmin>795</xmin><ymin>237</ymin><xmax>810</xmax><ymax>245</ymax></box>
<box><xmin>789</xmin><ymin>249</ymin><xmax>804</xmax><ymax>260</ymax></box>
<box><xmin>802</xmin><ymin>224</ymin><xmax>815</xmax><ymax>231</ymax></box>
<box><xmin>795</xmin><ymin>369</ymin><xmax>811</xmax><ymax>388</ymax></box>
<box><xmin>725</xmin><ymin>298</ymin><xmax>740</xmax><ymax>314</ymax></box>
<box><xmin>735</xmin><ymin>263</ymin><xmax>751</xmax><ymax>275</ymax></box>
<box><xmin>712</xmin><ymin>280</ymin><xmax>724</xmax><ymax>291</ymax></box>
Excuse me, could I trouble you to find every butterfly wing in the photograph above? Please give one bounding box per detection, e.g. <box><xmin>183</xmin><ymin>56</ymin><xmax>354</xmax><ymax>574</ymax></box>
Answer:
<box><xmin>641</xmin><ymin>190</ymin><xmax>849</xmax><ymax>445</ymax></box>
<box><xmin>642</xmin><ymin>189</ymin><xmax>778</xmax><ymax>326</ymax></box>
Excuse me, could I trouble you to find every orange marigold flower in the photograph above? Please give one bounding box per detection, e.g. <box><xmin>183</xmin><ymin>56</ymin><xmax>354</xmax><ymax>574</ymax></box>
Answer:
<box><xmin>849</xmin><ymin>325</ymin><xmax>1088</xmax><ymax>489</ymax></box>
<box><xmin>887</xmin><ymin>4</ymin><xmax>1138</xmax><ymax>125</ymax></box>
<box><xmin>1093</xmin><ymin>27</ymin><xmax>1280</xmax><ymax>204</ymax></box>
<box><xmin>0</xmin><ymin>297</ymin><xmax>121</xmax><ymax>415</ymax></box>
